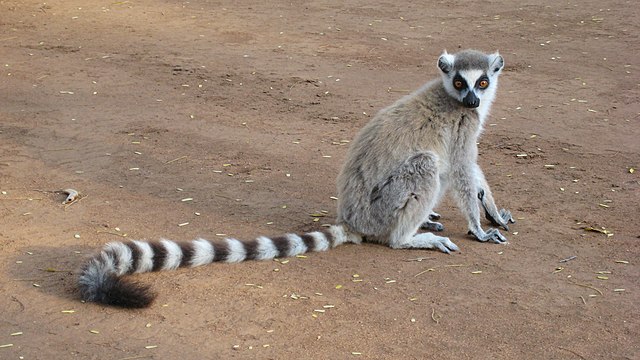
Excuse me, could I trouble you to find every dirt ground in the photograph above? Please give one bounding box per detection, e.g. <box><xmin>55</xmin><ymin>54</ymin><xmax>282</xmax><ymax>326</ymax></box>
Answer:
<box><xmin>1</xmin><ymin>0</ymin><xmax>638</xmax><ymax>359</ymax></box>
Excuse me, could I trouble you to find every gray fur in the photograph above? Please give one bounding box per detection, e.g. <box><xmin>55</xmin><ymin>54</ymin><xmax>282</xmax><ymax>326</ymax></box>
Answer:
<box><xmin>336</xmin><ymin>49</ymin><xmax>514</xmax><ymax>252</ymax></box>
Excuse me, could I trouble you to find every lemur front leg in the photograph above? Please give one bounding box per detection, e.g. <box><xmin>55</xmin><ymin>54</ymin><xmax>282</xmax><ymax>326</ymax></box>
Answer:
<box><xmin>474</xmin><ymin>165</ymin><xmax>515</xmax><ymax>231</ymax></box>
<box><xmin>452</xmin><ymin>165</ymin><xmax>508</xmax><ymax>244</ymax></box>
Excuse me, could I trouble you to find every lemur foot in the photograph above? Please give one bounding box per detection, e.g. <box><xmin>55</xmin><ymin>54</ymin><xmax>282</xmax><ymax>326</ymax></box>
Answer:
<box><xmin>494</xmin><ymin>208</ymin><xmax>515</xmax><ymax>230</ymax></box>
<box><xmin>391</xmin><ymin>233</ymin><xmax>459</xmax><ymax>254</ymax></box>
<box><xmin>421</xmin><ymin>220</ymin><xmax>444</xmax><ymax>232</ymax></box>
<box><xmin>468</xmin><ymin>228</ymin><xmax>508</xmax><ymax>244</ymax></box>
<box><xmin>478</xmin><ymin>190</ymin><xmax>515</xmax><ymax>231</ymax></box>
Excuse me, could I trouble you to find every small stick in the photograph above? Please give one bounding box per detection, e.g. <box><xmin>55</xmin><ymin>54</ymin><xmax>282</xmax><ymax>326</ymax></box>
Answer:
<box><xmin>118</xmin><ymin>355</ymin><xmax>153</xmax><ymax>360</ymax></box>
<box><xmin>567</xmin><ymin>279</ymin><xmax>603</xmax><ymax>296</ymax></box>
<box><xmin>0</xmin><ymin>197</ymin><xmax>43</xmax><ymax>201</ymax></box>
<box><xmin>559</xmin><ymin>255</ymin><xmax>577</xmax><ymax>263</ymax></box>
<box><xmin>414</xmin><ymin>268</ymin><xmax>435</xmax><ymax>277</ymax></box>
<box><xmin>166</xmin><ymin>156</ymin><xmax>187</xmax><ymax>164</ymax></box>
<box><xmin>11</xmin><ymin>296</ymin><xmax>25</xmax><ymax>312</ymax></box>
<box><xmin>557</xmin><ymin>346</ymin><xmax>587</xmax><ymax>360</ymax></box>
<box><xmin>39</xmin><ymin>268</ymin><xmax>70</xmax><ymax>273</ymax></box>
<box><xmin>406</xmin><ymin>257</ymin><xmax>434</xmax><ymax>262</ymax></box>
<box><xmin>387</xmin><ymin>88</ymin><xmax>411</xmax><ymax>93</ymax></box>
<box><xmin>13</xmin><ymin>278</ymin><xmax>42</xmax><ymax>282</ymax></box>
<box><xmin>431</xmin><ymin>308</ymin><xmax>440</xmax><ymax>324</ymax></box>
<box><xmin>213</xmin><ymin>193</ymin><xmax>236</xmax><ymax>201</ymax></box>
<box><xmin>579</xmin><ymin>296</ymin><xmax>586</xmax><ymax>305</ymax></box>
<box><xmin>96</xmin><ymin>230</ymin><xmax>127</xmax><ymax>238</ymax></box>
<box><xmin>32</xmin><ymin>188</ymin><xmax>57</xmax><ymax>194</ymax></box>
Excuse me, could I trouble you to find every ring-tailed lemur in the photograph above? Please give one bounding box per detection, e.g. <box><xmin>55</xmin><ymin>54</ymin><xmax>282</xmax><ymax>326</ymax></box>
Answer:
<box><xmin>79</xmin><ymin>49</ymin><xmax>514</xmax><ymax>308</ymax></box>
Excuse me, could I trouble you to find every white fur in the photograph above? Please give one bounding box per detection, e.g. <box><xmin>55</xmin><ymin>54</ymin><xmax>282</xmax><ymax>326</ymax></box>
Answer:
<box><xmin>190</xmin><ymin>238</ymin><xmax>214</xmax><ymax>266</ymax></box>
<box><xmin>160</xmin><ymin>239</ymin><xmax>182</xmax><ymax>270</ymax></box>
<box><xmin>285</xmin><ymin>234</ymin><xmax>308</xmax><ymax>256</ymax></box>
<box><xmin>132</xmin><ymin>240</ymin><xmax>154</xmax><ymax>273</ymax></box>
<box><xmin>438</xmin><ymin>51</ymin><xmax>455</xmax><ymax>69</ymax></box>
<box><xmin>328</xmin><ymin>226</ymin><xmax>346</xmax><ymax>246</ymax></box>
<box><xmin>476</xmin><ymin>80</ymin><xmax>498</xmax><ymax>125</ymax></box>
<box><xmin>309</xmin><ymin>231</ymin><xmax>331</xmax><ymax>251</ymax></box>
<box><xmin>458</xmin><ymin>69</ymin><xmax>483</xmax><ymax>88</ymax></box>
<box><xmin>225</xmin><ymin>238</ymin><xmax>247</xmax><ymax>263</ymax></box>
<box><xmin>255</xmin><ymin>236</ymin><xmax>279</xmax><ymax>260</ymax></box>
<box><xmin>99</xmin><ymin>250</ymin><xmax>116</xmax><ymax>273</ymax></box>
<box><xmin>489</xmin><ymin>52</ymin><xmax>503</xmax><ymax>73</ymax></box>
<box><xmin>104</xmin><ymin>242</ymin><xmax>133</xmax><ymax>275</ymax></box>
<box><xmin>391</xmin><ymin>232</ymin><xmax>459</xmax><ymax>253</ymax></box>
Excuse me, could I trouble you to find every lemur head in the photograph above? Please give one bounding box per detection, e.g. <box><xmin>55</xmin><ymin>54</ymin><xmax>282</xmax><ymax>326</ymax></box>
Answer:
<box><xmin>437</xmin><ymin>50</ymin><xmax>504</xmax><ymax>109</ymax></box>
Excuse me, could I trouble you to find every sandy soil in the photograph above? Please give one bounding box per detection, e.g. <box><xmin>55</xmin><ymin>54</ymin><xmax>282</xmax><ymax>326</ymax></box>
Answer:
<box><xmin>1</xmin><ymin>0</ymin><xmax>639</xmax><ymax>359</ymax></box>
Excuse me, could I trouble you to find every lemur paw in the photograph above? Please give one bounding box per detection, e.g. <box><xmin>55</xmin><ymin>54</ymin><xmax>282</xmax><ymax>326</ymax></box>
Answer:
<box><xmin>434</xmin><ymin>237</ymin><xmax>459</xmax><ymax>254</ymax></box>
<box><xmin>428</xmin><ymin>212</ymin><xmax>441</xmax><ymax>221</ymax></box>
<box><xmin>468</xmin><ymin>228</ymin><xmax>508</xmax><ymax>244</ymax></box>
<box><xmin>498</xmin><ymin>208</ymin><xmax>515</xmax><ymax>229</ymax></box>
<box><xmin>486</xmin><ymin>208</ymin><xmax>514</xmax><ymax>231</ymax></box>
<box><xmin>421</xmin><ymin>220</ymin><xmax>444</xmax><ymax>232</ymax></box>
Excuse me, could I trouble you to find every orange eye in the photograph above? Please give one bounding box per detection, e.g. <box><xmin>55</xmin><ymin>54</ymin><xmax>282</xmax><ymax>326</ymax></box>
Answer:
<box><xmin>454</xmin><ymin>80</ymin><xmax>464</xmax><ymax>89</ymax></box>
<box><xmin>479</xmin><ymin>80</ymin><xmax>489</xmax><ymax>88</ymax></box>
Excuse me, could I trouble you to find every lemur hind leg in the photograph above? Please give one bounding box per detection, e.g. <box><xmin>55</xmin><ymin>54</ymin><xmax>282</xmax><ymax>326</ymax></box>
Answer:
<box><xmin>421</xmin><ymin>182</ymin><xmax>447</xmax><ymax>232</ymax></box>
<box><xmin>369</xmin><ymin>152</ymin><xmax>458</xmax><ymax>253</ymax></box>
<box><xmin>422</xmin><ymin>209</ymin><xmax>444</xmax><ymax>232</ymax></box>
<box><xmin>479</xmin><ymin>189</ymin><xmax>514</xmax><ymax>230</ymax></box>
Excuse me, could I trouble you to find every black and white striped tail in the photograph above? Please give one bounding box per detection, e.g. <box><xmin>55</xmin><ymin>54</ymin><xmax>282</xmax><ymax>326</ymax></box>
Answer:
<box><xmin>78</xmin><ymin>225</ymin><xmax>359</xmax><ymax>308</ymax></box>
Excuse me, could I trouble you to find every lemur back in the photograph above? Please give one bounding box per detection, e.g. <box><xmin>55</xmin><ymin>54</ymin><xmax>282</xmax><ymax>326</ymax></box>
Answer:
<box><xmin>78</xmin><ymin>49</ymin><xmax>514</xmax><ymax>308</ymax></box>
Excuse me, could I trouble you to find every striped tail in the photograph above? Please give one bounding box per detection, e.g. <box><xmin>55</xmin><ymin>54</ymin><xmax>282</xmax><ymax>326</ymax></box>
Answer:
<box><xmin>78</xmin><ymin>225</ymin><xmax>359</xmax><ymax>308</ymax></box>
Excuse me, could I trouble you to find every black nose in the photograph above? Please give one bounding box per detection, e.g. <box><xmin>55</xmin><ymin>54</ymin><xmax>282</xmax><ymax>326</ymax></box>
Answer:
<box><xmin>463</xmin><ymin>92</ymin><xmax>480</xmax><ymax>108</ymax></box>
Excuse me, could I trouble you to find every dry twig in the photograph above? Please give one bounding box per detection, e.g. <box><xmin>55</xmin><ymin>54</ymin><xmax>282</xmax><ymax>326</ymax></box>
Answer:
<box><xmin>567</xmin><ymin>279</ymin><xmax>603</xmax><ymax>296</ymax></box>
<box><xmin>431</xmin><ymin>308</ymin><xmax>440</xmax><ymax>324</ymax></box>
<box><xmin>557</xmin><ymin>346</ymin><xmax>587</xmax><ymax>360</ymax></box>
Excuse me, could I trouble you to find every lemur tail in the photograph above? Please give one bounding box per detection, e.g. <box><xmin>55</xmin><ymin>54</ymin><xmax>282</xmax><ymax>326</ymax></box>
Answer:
<box><xmin>78</xmin><ymin>225</ymin><xmax>360</xmax><ymax>308</ymax></box>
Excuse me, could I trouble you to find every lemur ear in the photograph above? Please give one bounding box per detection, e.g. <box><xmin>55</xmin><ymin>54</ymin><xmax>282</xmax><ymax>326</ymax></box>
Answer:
<box><xmin>437</xmin><ymin>51</ymin><xmax>455</xmax><ymax>74</ymax></box>
<box><xmin>489</xmin><ymin>52</ymin><xmax>504</xmax><ymax>74</ymax></box>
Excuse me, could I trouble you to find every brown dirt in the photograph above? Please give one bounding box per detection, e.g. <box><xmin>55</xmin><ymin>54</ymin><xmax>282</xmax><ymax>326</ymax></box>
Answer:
<box><xmin>1</xmin><ymin>0</ymin><xmax>639</xmax><ymax>359</ymax></box>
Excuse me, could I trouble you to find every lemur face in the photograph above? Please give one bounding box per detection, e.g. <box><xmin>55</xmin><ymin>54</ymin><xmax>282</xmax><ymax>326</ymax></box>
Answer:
<box><xmin>437</xmin><ymin>50</ymin><xmax>504</xmax><ymax>109</ymax></box>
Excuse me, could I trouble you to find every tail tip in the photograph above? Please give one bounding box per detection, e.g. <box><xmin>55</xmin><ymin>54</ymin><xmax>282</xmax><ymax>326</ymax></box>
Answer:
<box><xmin>81</xmin><ymin>274</ymin><xmax>156</xmax><ymax>308</ymax></box>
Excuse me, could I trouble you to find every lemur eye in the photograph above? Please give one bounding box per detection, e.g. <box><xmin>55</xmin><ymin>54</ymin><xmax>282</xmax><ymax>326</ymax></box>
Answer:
<box><xmin>454</xmin><ymin>80</ymin><xmax>464</xmax><ymax>89</ymax></box>
<box><xmin>479</xmin><ymin>80</ymin><xmax>489</xmax><ymax>88</ymax></box>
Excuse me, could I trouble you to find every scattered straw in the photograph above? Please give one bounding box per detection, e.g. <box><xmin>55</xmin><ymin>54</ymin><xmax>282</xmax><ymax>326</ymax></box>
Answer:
<box><xmin>166</xmin><ymin>156</ymin><xmax>187</xmax><ymax>164</ymax></box>
<box><xmin>567</xmin><ymin>279</ymin><xmax>603</xmax><ymax>296</ymax></box>
<box><xmin>414</xmin><ymin>268</ymin><xmax>435</xmax><ymax>277</ymax></box>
